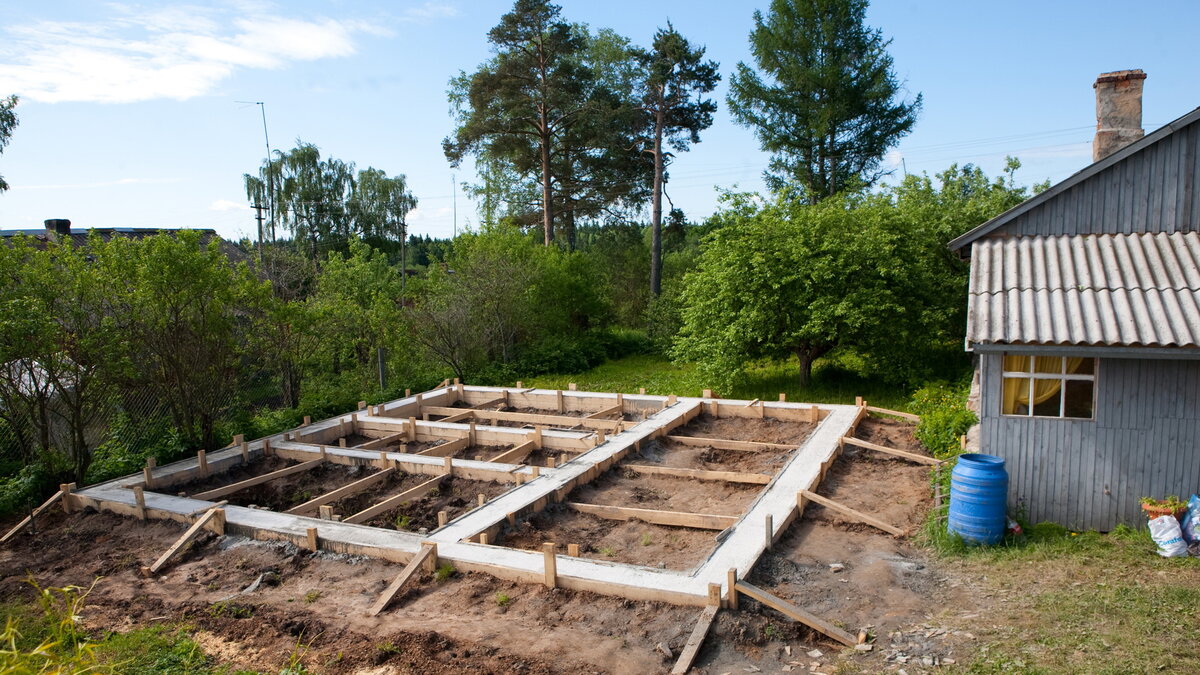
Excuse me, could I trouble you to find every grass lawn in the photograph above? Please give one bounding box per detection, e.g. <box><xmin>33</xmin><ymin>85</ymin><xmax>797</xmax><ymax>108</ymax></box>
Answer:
<box><xmin>524</xmin><ymin>353</ymin><xmax>919</xmax><ymax>411</ymax></box>
<box><xmin>931</xmin><ymin>524</ymin><xmax>1200</xmax><ymax>674</ymax></box>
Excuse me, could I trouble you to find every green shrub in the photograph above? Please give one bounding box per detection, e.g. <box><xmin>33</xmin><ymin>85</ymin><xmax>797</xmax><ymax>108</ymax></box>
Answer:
<box><xmin>910</xmin><ymin>380</ymin><xmax>976</xmax><ymax>460</ymax></box>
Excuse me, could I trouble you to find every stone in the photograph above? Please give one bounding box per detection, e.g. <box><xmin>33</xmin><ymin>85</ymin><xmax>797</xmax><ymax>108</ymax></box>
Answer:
<box><xmin>806</xmin><ymin>649</ymin><xmax>823</xmax><ymax>658</ymax></box>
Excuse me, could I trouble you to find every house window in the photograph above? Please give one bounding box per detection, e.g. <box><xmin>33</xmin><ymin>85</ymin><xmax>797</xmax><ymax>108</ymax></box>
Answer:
<box><xmin>1001</xmin><ymin>355</ymin><xmax>1096</xmax><ymax>419</ymax></box>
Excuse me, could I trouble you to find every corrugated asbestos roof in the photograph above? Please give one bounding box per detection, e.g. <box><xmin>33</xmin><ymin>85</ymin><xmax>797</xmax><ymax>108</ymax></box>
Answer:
<box><xmin>967</xmin><ymin>232</ymin><xmax>1200</xmax><ymax>348</ymax></box>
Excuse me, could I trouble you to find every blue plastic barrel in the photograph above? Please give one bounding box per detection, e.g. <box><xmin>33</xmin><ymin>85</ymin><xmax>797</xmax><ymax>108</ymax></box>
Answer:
<box><xmin>948</xmin><ymin>453</ymin><xmax>1008</xmax><ymax>545</ymax></box>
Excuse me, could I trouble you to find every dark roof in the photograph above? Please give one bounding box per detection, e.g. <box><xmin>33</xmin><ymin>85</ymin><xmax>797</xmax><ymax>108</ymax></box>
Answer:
<box><xmin>949</xmin><ymin>106</ymin><xmax>1200</xmax><ymax>251</ymax></box>
<box><xmin>0</xmin><ymin>227</ymin><xmax>247</xmax><ymax>262</ymax></box>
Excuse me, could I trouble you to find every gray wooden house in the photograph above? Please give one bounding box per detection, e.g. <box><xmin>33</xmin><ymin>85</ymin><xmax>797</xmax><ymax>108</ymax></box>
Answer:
<box><xmin>949</xmin><ymin>71</ymin><xmax>1200</xmax><ymax>530</ymax></box>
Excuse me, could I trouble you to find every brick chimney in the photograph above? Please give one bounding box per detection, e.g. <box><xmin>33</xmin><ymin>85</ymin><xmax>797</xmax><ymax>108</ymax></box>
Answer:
<box><xmin>44</xmin><ymin>219</ymin><xmax>71</xmax><ymax>238</ymax></box>
<box><xmin>1093</xmin><ymin>69</ymin><xmax>1146</xmax><ymax>162</ymax></box>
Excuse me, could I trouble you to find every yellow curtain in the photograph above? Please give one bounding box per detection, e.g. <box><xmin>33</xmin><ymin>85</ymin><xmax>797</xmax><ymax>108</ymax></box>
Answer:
<box><xmin>1002</xmin><ymin>356</ymin><xmax>1085</xmax><ymax>414</ymax></box>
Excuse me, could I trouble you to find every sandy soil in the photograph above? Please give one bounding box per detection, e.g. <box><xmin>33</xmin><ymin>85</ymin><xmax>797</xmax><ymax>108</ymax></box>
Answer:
<box><xmin>0</xmin><ymin>414</ymin><xmax>978</xmax><ymax>674</ymax></box>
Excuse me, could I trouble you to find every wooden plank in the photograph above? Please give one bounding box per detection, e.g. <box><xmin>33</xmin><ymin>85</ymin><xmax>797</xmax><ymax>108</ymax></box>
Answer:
<box><xmin>565</xmin><ymin>502</ymin><xmax>737</xmax><ymax>530</ymax></box>
<box><xmin>354</xmin><ymin>432</ymin><xmax>405</xmax><ymax>450</ymax></box>
<box><xmin>623</xmin><ymin>464</ymin><xmax>771</xmax><ymax>485</ymax></box>
<box><xmin>416</xmin><ymin>437</ymin><xmax>470</xmax><ymax>457</ymax></box>
<box><xmin>489</xmin><ymin>440</ymin><xmax>537</xmax><ymax>465</ymax></box>
<box><xmin>285</xmin><ymin>467</ymin><xmax>396</xmax><ymax>516</ymax></box>
<box><xmin>190</xmin><ymin>458</ymin><xmax>325</xmax><ymax>500</ymax></box>
<box><xmin>369</xmin><ymin>544</ymin><xmax>438</xmax><ymax>616</ymax></box>
<box><xmin>149</xmin><ymin>508</ymin><xmax>223</xmax><ymax>573</ymax></box>
<box><xmin>800</xmin><ymin>489</ymin><xmax>905</xmax><ymax>536</ymax></box>
<box><xmin>419</xmin><ymin>406</ymin><xmax>621</xmax><ymax>432</ymax></box>
<box><xmin>671</xmin><ymin>605</ymin><xmax>720</xmax><ymax>675</ymax></box>
<box><xmin>473</xmin><ymin>396</ymin><xmax>507</xmax><ymax>409</ymax></box>
<box><xmin>841</xmin><ymin>436</ymin><xmax>941</xmax><ymax>465</ymax></box>
<box><xmin>865</xmin><ymin>406</ymin><xmax>920</xmax><ymax>423</ymax></box>
<box><xmin>434</xmin><ymin>410</ymin><xmax>475</xmax><ymax>424</ymax></box>
<box><xmin>344</xmin><ymin>475</ymin><xmax>448</xmax><ymax>525</ymax></box>
<box><xmin>586</xmin><ymin>403</ymin><xmax>624</xmax><ymax>419</ymax></box>
<box><xmin>0</xmin><ymin>490</ymin><xmax>64</xmax><ymax>544</ymax></box>
<box><xmin>665</xmin><ymin>435</ymin><xmax>797</xmax><ymax>452</ymax></box>
<box><xmin>734</xmin><ymin>581</ymin><xmax>857</xmax><ymax>647</ymax></box>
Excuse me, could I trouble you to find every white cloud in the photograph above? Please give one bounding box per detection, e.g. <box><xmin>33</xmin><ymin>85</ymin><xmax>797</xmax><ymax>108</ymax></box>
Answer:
<box><xmin>400</xmin><ymin>2</ymin><xmax>460</xmax><ymax>22</ymax></box>
<box><xmin>406</xmin><ymin>205</ymin><xmax>452</xmax><ymax>224</ymax></box>
<box><xmin>209</xmin><ymin>199</ymin><xmax>251</xmax><ymax>211</ymax></box>
<box><xmin>0</xmin><ymin>4</ymin><xmax>389</xmax><ymax>103</ymax></box>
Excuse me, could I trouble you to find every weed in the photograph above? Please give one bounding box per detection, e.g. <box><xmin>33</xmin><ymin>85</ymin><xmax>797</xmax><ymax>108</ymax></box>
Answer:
<box><xmin>376</xmin><ymin>641</ymin><xmax>402</xmax><ymax>654</ymax></box>
<box><xmin>639</xmin><ymin>533</ymin><xmax>653</xmax><ymax>547</ymax></box>
<box><xmin>599</xmin><ymin>546</ymin><xmax>616</xmax><ymax>557</ymax></box>
<box><xmin>303</xmin><ymin>590</ymin><xmax>322</xmax><ymax>604</ymax></box>
<box><xmin>207</xmin><ymin>601</ymin><xmax>253</xmax><ymax>619</ymax></box>
<box><xmin>434</xmin><ymin>563</ymin><xmax>456</xmax><ymax>582</ymax></box>
<box><xmin>394</xmin><ymin>513</ymin><xmax>412</xmax><ymax>530</ymax></box>
<box><xmin>494</xmin><ymin>592</ymin><xmax>511</xmax><ymax>607</ymax></box>
<box><xmin>279</xmin><ymin>635</ymin><xmax>312</xmax><ymax>675</ymax></box>
<box><xmin>206</xmin><ymin>582</ymin><xmax>219</xmax><ymax>592</ymax></box>
<box><xmin>762</xmin><ymin>623</ymin><xmax>782</xmax><ymax>641</ymax></box>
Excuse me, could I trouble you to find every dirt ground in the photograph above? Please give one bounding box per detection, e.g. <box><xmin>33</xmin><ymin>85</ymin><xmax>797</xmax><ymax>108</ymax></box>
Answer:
<box><xmin>0</xmin><ymin>414</ymin><xmax>986</xmax><ymax>674</ymax></box>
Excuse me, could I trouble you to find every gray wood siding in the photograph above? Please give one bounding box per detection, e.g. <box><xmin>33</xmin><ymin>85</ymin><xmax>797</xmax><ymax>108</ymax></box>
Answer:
<box><xmin>977</xmin><ymin>353</ymin><xmax>1200</xmax><ymax>530</ymax></box>
<box><xmin>995</xmin><ymin>120</ymin><xmax>1200</xmax><ymax>238</ymax></box>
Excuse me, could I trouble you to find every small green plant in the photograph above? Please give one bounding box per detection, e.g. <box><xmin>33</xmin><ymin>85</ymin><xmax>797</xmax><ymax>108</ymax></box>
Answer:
<box><xmin>207</xmin><ymin>601</ymin><xmax>254</xmax><ymax>619</ymax></box>
<box><xmin>763</xmin><ymin>622</ymin><xmax>782</xmax><ymax>641</ymax></box>
<box><xmin>303</xmin><ymin>589</ymin><xmax>322</xmax><ymax>604</ymax></box>
<box><xmin>393</xmin><ymin>513</ymin><xmax>412</xmax><ymax>530</ymax></box>
<box><xmin>494</xmin><ymin>592</ymin><xmax>511</xmax><ymax>607</ymax></box>
<box><xmin>376</xmin><ymin>641</ymin><xmax>402</xmax><ymax>654</ymax></box>
<box><xmin>279</xmin><ymin>635</ymin><xmax>312</xmax><ymax>675</ymax></box>
<box><xmin>599</xmin><ymin>546</ymin><xmax>616</xmax><ymax>557</ymax></box>
<box><xmin>1140</xmin><ymin>495</ymin><xmax>1187</xmax><ymax>510</ymax></box>
<box><xmin>427</xmin><ymin>488</ymin><xmax>441</xmax><ymax>498</ymax></box>
<box><xmin>434</xmin><ymin>563</ymin><xmax>457</xmax><ymax>582</ymax></box>
<box><xmin>639</xmin><ymin>533</ymin><xmax>653</xmax><ymax>547</ymax></box>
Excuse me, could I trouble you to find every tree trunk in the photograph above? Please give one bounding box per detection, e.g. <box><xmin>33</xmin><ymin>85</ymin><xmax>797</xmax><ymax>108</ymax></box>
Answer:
<box><xmin>540</xmin><ymin>132</ymin><xmax>555</xmax><ymax>246</ymax></box>
<box><xmin>795</xmin><ymin>344</ymin><xmax>833</xmax><ymax>388</ymax></box>
<box><xmin>650</xmin><ymin>108</ymin><xmax>665</xmax><ymax>296</ymax></box>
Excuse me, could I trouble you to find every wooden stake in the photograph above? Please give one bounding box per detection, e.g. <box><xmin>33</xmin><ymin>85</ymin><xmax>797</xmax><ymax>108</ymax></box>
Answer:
<box><xmin>443</xmin><ymin>455</ymin><xmax>453</xmax><ymax>476</ymax></box>
<box><xmin>568</xmin><ymin>382</ymin><xmax>577</xmax><ymax>391</ymax></box>
<box><xmin>437</xmin><ymin>510</ymin><xmax>448</xmax><ymax>528</ymax></box>
<box><xmin>639</xmin><ymin>387</ymin><xmax>646</xmax><ymax>395</ymax></box>
<box><xmin>727</xmin><ymin>568</ymin><xmax>739</xmax><ymax>609</ymax></box>
<box><xmin>707</xmin><ymin>582</ymin><xmax>721</xmax><ymax>606</ymax></box>
<box><xmin>319</xmin><ymin>505</ymin><xmax>334</xmax><ymax>520</ymax></box>
<box><xmin>567</xmin><ymin>543</ymin><xmax>580</xmax><ymax>557</ymax></box>
<box><xmin>765</xmin><ymin>514</ymin><xmax>773</xmax><ymax>550</ymax></box>
<box><xmin>477</xmin><ymin>493</ymin><xmax>486</xmax><ymax>507</ymax></box>
<box><xmin>855</xmin><ymin>395</ymin><xmax>864</xmax><ymax>407</ymax></box>
<box><xmin>556</xmin><ymin>390</ymin><xmax>564</xmax><ymax>413</ymax></box>
<box><xmin>1</xmin><ymin>490</ymin><xmax>64</xmax><ymax>544</ymax></box>
<box><xmin>239</xmin><ymin>441</ymin><xmax>249</xmax><ymax>462</ymax></box>
<box><xmin>702</xmin><ymin>388</ymin><xmax>713</xmax><ymax>398</ymax></box>
<box><xmin>338</xmin><ymin>438</ymin><xmax>346</xmax><ymax>448</ymax></box>
<box><xmin>358</xmin><ymin>400</ymin><xmax>367</xmax><ymax>410</ymax></box>
<box><xmin>59</xmin><ymin>483</ymin><xmax>75</xmax><ymax>514</ymax></box>
<box><xmin>133</xmin><ymin>486</ymin><xmax>146</xmax><ymax>521</ymax></box>
<box><xmin>799</xmin><ymin>489</ymin><xmax>906</xmax><ymax>536</ymax></box>
<box><xmin>479</xmin><ymin>532</ymin><xmax>489</xmax><ymax>545</ymax></box>
<box><xmin>303</xmin><ymin>415</ymin><xmax>311</xmax><ymax>426</ymax></box>
<box><xmin>543</xmin><ymin>542</ymin><xmax>557</xmax><ymax>588</ymax></box>
<box><xmin>735</xmin><ymin>581</ymin><xmax>857</xmax><ymax>646</ymax></box>
<box><xmin>263</xmin><ymin>439</ymin><xmax>272</xmax><ymax>457</ymax></box>
<box><xmin>306</xmin><ymin>527</ymin><xmax>318</xmax><ymax>551</ymax></box>
<box><xmin>407</xmin><ymin>417</ymin><xmax>417</xmax><ymax>442</ymax></box>
<box><xmin>142</xmin><ymin>466</ymin><xmax>154</xmax><ymax>489</ymax></box>
<box><xmin>516</xmin><ymin>380</ymin><xmax>523</xmax><ymax>388</ymax></box>
<box><xmin>779</xmin><ymin>393</ymin><xmax>787</xmax><ymax>402</ymax></box>
<box><xmin>667</xmin><ymin>394</ymin><xmax>677</xmax><ymax>406</ymax></box>
<box><xmin>149</xmin><ymin>508</ymin><xmax>222</xmax><ymax>573</ymax></box>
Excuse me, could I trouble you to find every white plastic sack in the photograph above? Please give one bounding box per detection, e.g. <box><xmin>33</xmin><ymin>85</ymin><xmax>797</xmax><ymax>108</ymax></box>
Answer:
<box><xmin>1182</xmin><ymin>494</ymin><xmax>1200</xmax><ymax>544</ymax></box>
<box><xmin>1149</xmin><ymin>515</ymin><xmax>1188</xmax><ymax>558</ymax></box>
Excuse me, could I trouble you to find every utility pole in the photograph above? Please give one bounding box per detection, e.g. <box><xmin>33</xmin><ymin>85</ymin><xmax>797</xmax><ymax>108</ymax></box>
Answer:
<box><xmin>238</xmin><ymin>100</ymin><xmax>275</xmax><ymax>244</ymax></box>
<box><xmin>252</xmin><ymin>202</ymin><xmax>265</xmax><ymax>262</ymax></box>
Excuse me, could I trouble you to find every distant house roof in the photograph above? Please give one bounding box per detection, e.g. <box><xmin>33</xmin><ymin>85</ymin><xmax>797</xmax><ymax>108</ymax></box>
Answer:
<box><xmin>949</xmin><ymin>106</ymin><xmax>1200</xmax><ymax>251</ymax></box>
<box><xmin>967</xmin><ymin>232</ymin><xmax>1200</xmax><ymax>349</ymax></box>
<box><xmin>0</xmin><ymin>224</ymin><xmax>246</xmax><ymax>262</ymax></box>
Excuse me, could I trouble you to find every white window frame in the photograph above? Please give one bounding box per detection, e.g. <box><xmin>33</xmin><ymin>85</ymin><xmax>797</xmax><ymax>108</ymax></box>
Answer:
<box><xmin>1000</xmin><ymin>355</ymin><xmax>1097</xmax><ymax>420</ymax></box>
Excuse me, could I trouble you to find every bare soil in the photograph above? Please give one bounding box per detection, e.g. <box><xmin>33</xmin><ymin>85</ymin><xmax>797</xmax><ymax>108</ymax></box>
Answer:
<box><xmin>673</xmin><ymin>413</ymin><xmax>816</xmax><ymax>445</ymax></box>
<box><xmin>358</xmin><ymin>476</ymin><xmax>511</xmax><ymax>531</ymax></box>
<box><xmin>570</xmin><ymin>466</ymin><xmax>759</xmax><ymax>516</ymax></box>
<box><xmin>500</xmin><ymin>507</ymin><xmax>721</xmax><ymax>571</ymax></box>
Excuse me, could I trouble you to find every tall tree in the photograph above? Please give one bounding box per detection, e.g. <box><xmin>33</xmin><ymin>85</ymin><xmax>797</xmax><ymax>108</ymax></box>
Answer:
<box><xmin>444</xmin><ymin>0</ymin><xmax>589</xmax><ymax>245</ymax></box>
<box><xmin>727</xmin><ymin>0</ymin><xmax>921</xmax><ymax>201</ymax></box>
<box><xmin>0</xmin><ymin>95</ymin><xmax>18</xmax><ymax>193</ymax></box>
<box><xmin>634</xmin><ymin>25</ymin><xmax>719</xmax><ymax>295</ymax></box>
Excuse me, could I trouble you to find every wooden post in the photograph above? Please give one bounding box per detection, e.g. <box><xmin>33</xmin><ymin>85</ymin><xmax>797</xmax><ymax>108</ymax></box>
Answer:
<box><xmin>468</xmin><ymin>422</ymin><xmax>476</xmax><ymax>446</ymax></box>
<box><xmin>405</xmin><ymin>388</ymin><xmax>411</xmax><ymax>397</ymax></box>
<box><xmin>232</xmin><ymin>433</ymin><xmax>244</xmax><ymax>445</ymax></box>
<box><xmin>532</xmin><ymin>427</ymin><xmax>543</xmax><ymax>449</ymax></box>
<box><xmin>616</xmin><ymin>392</ymin><xmax>624</xmax><ymax>412</ymax></box>
<box><xmin>543</xmin><ymin>542</ymin><xmax>557</xmax><ymax>588</ymax></box>
<box><xmin>423</xmin><ymin>542</ymin><xmax>439</xmax><ymax>573</ymax></box>
<box><xmin>358</xmin><ymin>400</ymin><xmax>367</xmax><ymax>410</ymax></box>
<box><xmin>855</xmin><ymin>395</ymin><xmax>864</xmax><ymax>407</ymax></box>
<box><xmin>567</xmin><ymin>543</ymin><xmax>580</xmax><ymax>557</ymax></box>
<box><xmin>306</xmin><ymin>527</ymin><xmax>318</xmax><ymax>552</ymax></box>
<box><xmin>531</xmin><ymin>465</ymin><xmax>540</xmax><ymax>477</ymax></box>
<box><xmin>211</xmin><ymin>508</ymin><xmax>226</xmax><ymax>536</ymax></box>
<box><xmin>477</xmin><ymin>493</ymin><xmax>486</xmax><ymax>507</ymax></box>
<box><xmin>320</xmin><ymin>445</ymin><xmax>328</xmax><ymax>460</ymax></box>
<box><xmin>142</xmin><ymin>465</ymin><xmax>154</xmax><ymax>489</ymax></box>
<box><xmin>407</xmin><ymin>417</ymin><xmax>417</xmax><ymax>442</ymax></box>
<box><xmin>765</xmin><ymin>514</ymin><xmax>773</xmax><ymax>550</ymax></box>
<box><xmin>779</xmin><ymin>393</ymin><xmax>787</xmax><ymax>402</ymax></box>
<box><xmin>639</xmin><ymin>387</ymin><xmax>646</xmax><ymax>395</ymax></box>
<box><xmin>707</xmin><ymin>583</ymin><xmax>721</xmax><ymax>607</ymax></box>
<box><xmin>132</xmin><ymin>486</ymin><xmax>147</xmax><ymax>520</ymax></box>
<box><xmin>443</xmin><ymin>455</ymin><xmax>453</xmax><ymax>476</ymax></box>
<box><xmin>727</xmin><ymin>568</ymin><xmax>738</xmax><ymax>609</ymax></box>
<box><xmin>757</xmin><ymin>400</ymin><xmax>765</xmax><ymax>419</ymax></box>
<box><xmin>595</xmin><ymin>431</ymin><xmax>606</xmax><ymax>446</ymax></box>
<box><xmin>239</xmin><ymin>441</ymin><xmax>249</xmax><ymax>462</ymax></box>
<box><xmin>437</xmin><ymin>510</ymin><xmax>448</xmax><ymax>528</ymax></box>
<box><xmin>59</xmin><ymin>483</ymin><xmax>75</xmax><ymax>514</ymax></box>
<box><xmin>263</xmin><ymin>438</ymin><xmax>272</xmax><ymax>457</ymax></box>
<box><xmin>479</xmin><ymin>532</ymin><xmax>489</xmax><ymax>545</ymax></box>
<box><xmin>338</xmin><ymin>438</ymin><xmax>346</xmax><ymax>448</ymax></box>
<box><xmin>196</xmin><ymin>449</ymin><xmax>208</xmax><ymax>476</ymax></box>
<box><xmin>568</xmin><ymin>382</ymin><xmax>577</xmax><ymax>391</ymax></box>
<box><xmin>319</xmin><ymin>505</ymin><xmax>334</xmax><ymax>520</ymax></box>
<box><xmin>667</xmin><ymin>394</ymin><xmax>677</xmax><ymax>406</ymax></box>
<box><xmin>516</xmin><ymin>380</ymin><xmax>524</xmax><ymax>388</ymax></box>
<box><xmin>702</xmin><ymin>388</ymin><xmax>713</xmax><ymax>398</ymax></box>
<box><xmin>303</xmin><ymin>415</ymin><xmax>311</xmax><ymax>426</ymax></box>
<box><xmin>556</xmin><ymin>390</ymin><xmax>564</xmax><ymax>413</ymax></box>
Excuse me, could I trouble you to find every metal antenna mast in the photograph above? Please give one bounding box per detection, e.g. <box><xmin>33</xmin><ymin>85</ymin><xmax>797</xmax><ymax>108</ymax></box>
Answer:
<box><xmin>237</xmin><ymin>101</ymin><xmax>275</xmax><ymax>245</ymax></box>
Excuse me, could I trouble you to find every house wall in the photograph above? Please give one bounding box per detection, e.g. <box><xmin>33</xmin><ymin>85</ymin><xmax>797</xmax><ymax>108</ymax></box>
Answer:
<box><xmin>977</xmin><ymin>353</ymin><xmax>1200</xmax><ymax>530</ymax></box>
<box><xmin>995</xmin><ymin>119</ymin><xmax>1200</xmax><ymax>238</ymax></box>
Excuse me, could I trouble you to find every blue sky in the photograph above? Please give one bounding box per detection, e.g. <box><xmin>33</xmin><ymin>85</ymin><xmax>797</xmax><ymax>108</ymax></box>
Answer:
<box><xmin>1</xmin><ymin>1</ymin><xmax>1197</xmax><ymax>241</ymax></box>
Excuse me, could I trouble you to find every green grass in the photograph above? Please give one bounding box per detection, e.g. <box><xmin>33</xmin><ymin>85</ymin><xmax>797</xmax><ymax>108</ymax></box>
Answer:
<box><xmin>927</xmin><ymin>523</ymin><xmax>1200</xmax><ymax>674</ymax></box>
<box><xmin>524</xmin><ymin>353</ymin><xmax>916</xmax><ymax>410</ymax></box>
